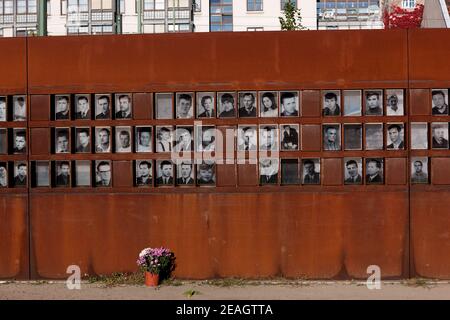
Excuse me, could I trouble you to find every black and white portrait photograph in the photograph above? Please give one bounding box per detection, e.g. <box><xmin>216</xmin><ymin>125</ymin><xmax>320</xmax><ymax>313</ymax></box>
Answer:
<box><xmin>155</xmin><ymin>93</ymin><xmax>174</xmax><ymax>119</ymax></box>
<box><xmin>115</xmin><ymin>126</ymin><xmax>132</xmax><ymax>153</ymax></box>
<box><xmin>237</xmin><ymin>125</ymin><xmax>257</xmax><ymax>151</ymax></box>
<box><xmin>14</xmin><ymin>162</ymin><xmax>27</xmax><ymax>187</ymax></box>
<box><xmin>34</xmin><ymin>161</ymin><xmax>50</xmax><ymax>187</ymax></box>
<box><xmin>323</xmin><ymin>124</ymin><xmax>341</xmax><ymax>151</ymax></box>
<box><xmin>135</xmin><ymin>126</ymin><xmax>152</xmax><ymax>153</ymax></box>
<box><xmin>95</xmin><ymin>94</ymin><xmax>111</xmax><ymax>120</ymax></box>
<box><xmin>197</xmin><ymin>161</ymin><xmax>216</xmax><ymax>186</ymax></box>
<box><xmin>196</xmin><ymin>92</ymin><xmax>215</xmax><ymax>118</ymax></box>
<box><xmin>410</xmin><ymin>122</ymin><xmax>428</xmax><ymax>150</ymax></box>
<box><xmin>95</xmin><ymin>160</ymin><xmax>111</xmax><ymax>187</ymax></box>
<box><xmin>13</xmin><ymin>128</ymin><xmax>26</xmax><ymax>154</ymax></box>
<box><xmin>75</xmin><ymin>127</ymin><xmax>91</xmax><ymax>153</ymax></box>
<box><xmin>176</xmin><ymin>93</ymin><xmax>194</xmax><ymax>119</ymax></box>
<box><xmin>156</xmin><ymin>126</ymin><xmax>173</xmax><ymax>153</ymax></box>
<box><xmin>75</xmin><ymin>160</ymin><xmax>91</xmax><ymax>187</ymax></box>
<box><xmin>259</xmin><ymin>91</ymin><xmax>278</xmax><ymax>117</ymax></box>
<box><xmin>0</xmin><ymin>96</ymin><xmax>7</xmax><ymax>121</ymax></box>
<box><xmin>386</xmin><ymin>123</ymin><xmax>405</xmax><ymax>150</ymax></box>
<box><xmin>344</xmin><ymin>158</ymin><xmax>363</xmax><ymax>185</ymax></box>
<box><xmin>174</xmin><ymin>126</ymin><xmax>193</xmax><ymax>152</ymax></box>
<box><xmin>281</xmin><ymin>159</ymin><xmax>299</xmax><ymax>185</ymax></box>
<box><xmin>365</xmin><ymin>123</ymin><xmax>384</xmax><ymax>150</ymax></box>
<box><xmin>364</xmin><ymin>90</ymin><xmax>383</xmax><ymax>116</ymax></box>
<box><xmin>302</xmin><ymin>158</ymin><xmax>320</xmax><ymax>185</ymax></box>
<box><xmin>95</xmin><ymin>127</ymin><xmax>111</xmax><ymax>153</ymax></box>
<box><xmin>217</xmin><ymin>92</ymin><xmax>236</xmax><ymax>118</ymax></box>
<box><xmin>259</xmin><ymin>125</ymin><xmax>278</xmax><ymax>152</ymax></box>
<box><xmin>431</xmin><ymin>89</ymin><xmax>449</xmax><ymax>115</ymax></box>
<box><xmin>135</xmin><ymin>160</ymin><xmax>153</xmax><ymax>187</ymax></box>
<box><xmin>280</xmin><ymin>124</ymin><xmax>299</xmax><ymax>151</ymax></box>
<box><xmin>0</xmin><ymin>162</ymin><xmax>7</xmax><ymax>187</ymax></box>
<box><xmin>0</xmin><ymin>128</ymin><xmax>7</xmax><ymax>154</ymax></box>
<box><xmin>365</xmin><ymin>158</ymin><xmax>384</xmax><ymax>184</ymax></box>
<box><xmin>280</xmin><ymin>91</ymin><xmax>299</xmax><ymax>117</ymax></box>
<box><xmin>176</xmin><ymin>160</ymin><xmax>195</xmax><ymax>186</ymax></box>
<box><xmin>238</xmin><ymin>92</ymin><xmax>257</xmax><ymax>118</ymax></box>
<box><xmin>344</xmin><ymin>124</ymin><xmax>362</xmax><ymax>150</ymax></box>
<box><xmin>55</xmin><ymin>95</ymin><xmax>70</xmax><ymax>120</ymax></box>
<box><xmin>156</xmin><ymin>160</ymin><xmax>174</xmax><ymax>186</ymax></box>
<box><xmin>411</xmin><ymin>157</ymin><xmax>429</xmax><ymax>184</ymax></box>
<box><xmin>385</xmin><ymin>89</ymin><xmax>404</xmax><ymax>116</ymax></box>
<box><xmin>431</xmin><ymin>122</ymin><xmax>449</xmax><ymax>149</ymax></box>
<box><xmin>115</xmin><ymin>93</ymin><xmax>132</xmax><ymax>119</ymax></box>
<box><xmin>13</xmin><ymin>95</ymin><xmax>27</xmax><ymax>121</ymax></box>
<box><xmin>196</xmin><ymin>126</ymin><xmax>216</xmax><ymax>152</ymax></box>
<box><xmin>259</xmin><ymin>158</ymin><xmax>279</xmax><ymax>185</ymax></box>
<box><xmin>322</xmin><ymin>91</ymin><xmax>341</xmax><ymax>116</ymax></box>
<box><xmin>343</xmin><ymin>90</ymin><xmax>361</xmax><ymax>116</ymax></box>
<box><xmin>55</xmin><ymin>128</ymin><xmax>70</xmax><ymax>154</ymax></box>
<box><xmin>55</xmin><ymin>161</ymin><xmax>71</xmax><ymax>187</ymax></box>
<box><xmin>75</xmin><ymin>94</ymin><xmax>90</xmax><ymax>120</ymax></box>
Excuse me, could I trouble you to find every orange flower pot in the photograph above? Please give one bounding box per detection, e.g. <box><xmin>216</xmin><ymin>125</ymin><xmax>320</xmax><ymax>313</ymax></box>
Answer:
<box><xmin>145</xmin><ymin>272</ymin><xmax>159</xmax><ymax>287</ymax></box>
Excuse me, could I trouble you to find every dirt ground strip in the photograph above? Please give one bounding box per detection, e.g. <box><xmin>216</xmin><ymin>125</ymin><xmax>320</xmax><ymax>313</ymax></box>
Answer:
<box><xmin>1</xmin><ymin>280</ymin><xmax>450</xmax><ymax>300</ymax></box>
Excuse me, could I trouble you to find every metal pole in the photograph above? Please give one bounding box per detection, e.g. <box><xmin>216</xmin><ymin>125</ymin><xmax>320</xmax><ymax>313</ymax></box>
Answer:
<box><xmin>137</xmin><ymin>0</ymin><xmax>142</xmax><ymax>33</ymax></box>
<box><xmin>38</xmin><ymin>0</ymin><xmax>47</xmax><ymax>36</ymax></box>
<box><xmin>115</xmin><ymin>0</ymin><xmax>122</xmax><ymax>34</ymax></box>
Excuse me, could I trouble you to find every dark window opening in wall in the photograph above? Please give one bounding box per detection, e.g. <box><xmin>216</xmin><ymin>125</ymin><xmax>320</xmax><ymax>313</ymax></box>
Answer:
<box><xmin>281</xmin><ymin>0</ymin><xmax>297</xmax><ymax>10</ymax></box>
<box><xmin>247</xmin><ymin>27</ymin><xmax>264</xmax><ymax>31</ymax></box>
<box><xmin>210</xmin><ymin>0</ymin><xmax>233</xmax><ymax>32</ymax></box>
<box><xmin>247</xmin><ymin>0</ymin><xmax>263</xmax><ymax>11</ymax></box>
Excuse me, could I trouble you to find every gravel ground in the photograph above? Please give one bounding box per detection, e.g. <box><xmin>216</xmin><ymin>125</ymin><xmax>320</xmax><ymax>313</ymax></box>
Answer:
<box><xmin>1</xmin><ymin>280</ymin><xmax>450</xmax><ymax>300</ymax></box>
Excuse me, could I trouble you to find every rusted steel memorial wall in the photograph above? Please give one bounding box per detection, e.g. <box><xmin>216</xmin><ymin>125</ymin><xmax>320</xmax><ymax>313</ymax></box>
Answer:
<box><xmin>0</xmin><ymin>29</ymin><xmax>449</xmax><ymax>279</ymax></box>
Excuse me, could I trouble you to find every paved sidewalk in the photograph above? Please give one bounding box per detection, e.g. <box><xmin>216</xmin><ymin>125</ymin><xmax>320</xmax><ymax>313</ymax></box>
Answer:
<box><xmin>1</xmin><ymin>280</ymin><xmax>450</xmax><ymax>300</ymax></box>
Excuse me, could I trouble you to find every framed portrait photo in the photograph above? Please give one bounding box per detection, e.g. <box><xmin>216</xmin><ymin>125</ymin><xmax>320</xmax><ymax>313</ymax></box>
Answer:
<box><xmin>95</xmin><ymin>160</ymin><xmax>112</xmax><ymax>187</ymax></box>
<box><xmin>431</xmin><ymin>122</ymin><xmax>449</xmax><ymax>149</ymax></box>
<box><xmin>343</xmin><ymin>90</ymin><xmax>361</xmax><ymax>116</ymax></box>
<box><xmin>135</xmin><ymin>126</ymin><xmax>152</xmax><ymax>153</ymax></box>
<box><xmin>95</xmin><ymin>94</ymin><xmax>112</xmax><ymax>120</ymax></box>
<box><xmin>13</xmin><ymin>95</ymin><xmax>27</xmax><ymax>121</ymax></box>
<box><xmin>280</xmin><ymin>124</ymin><xmax>299</xmax><ymax>151</ymax></box>
<box><xmin>156</xmin><ymin>160</ymin><xmax>174</xmax><ymax>187</ymax></box>
<box><xmin>196</xmin><ymin>92</ymin><xmax>215</xmax><ymax>118</ymax></box>
<box><xmin>237</xmin><ymin>125</ymin><xmax>257</xmax><ymax>151</ymax></box>
<box><xmin>176</xmin><ymin>160</ymin><xmax>195</xmax><ymax>186</ymax></box>
<box><xmin>54</xmin><ymin>95</ymin><xmax>71</xmax><ymax>120</ymax></box>
<box><xmin>155</xmin><ymin>93</ymin><xmax>174</xmax><ymax>119</ymax></box>
<box><xmin>323</xmin><ymin>124</ymin><xmax>341</xmax><ymax>151</ymax></box>
<box><xmin>259</xmin><ymin>91</ymin><xmax>278</xmax><ymax>118</ymax></box>
<box><xmin>365</xmin><ymin>158</ymin><xmax>384</xmax><ymax>185</ymax></box>
<box><xmin>386</xmin><ymin>123</ymin><xmax>405</xmax><ymax>150</ymax></box>
<box><xmin>12</xmin><ymin>128</ymin><xmax>27</xmax><ymax>154</ymax></box>
<box><xmin>176</xmin><ymin>92</ymin><xmax>194</xmax><ymax>119</ymax></box>
<box><xmin>0</xmin><ymin>162</ymin><xmax>8</xmax><ymax>187</ymax></box>
<box><xmin>365</xmin><ymin>123</ymin><xmax>384</xmax><ymax>150</ymax></box>
<box><xmin>259</xmin><ymin>124</ymin><xmax>279</xmax><ymax>152</ymax></box>
<box><xmin>259</xmin><ymin>158</ymin><xmax>279</xmax><ymax>185</ymax></box>
<box><xmin>343</xmin><ymin>124</ymin><xmax>362</xmax><ymax>151</ymax></box>
<box><xmin>280</xmin><ymin>91</ymin><xmax>299</xmax><ymax>117</ymax></box>
<box><xmin>344</xmin><ymin>157</ymin><xmax>363</xmax><ymax>185</ymax></box>
<box><xmin>115</xmin><ymin>126</ymin><xmax>132</xmax><ymax>153</ymax></box>
<box><xmin>238</xmin><ymin>91</ymin><xmax>257</xmax><ymax>118</ymax></box>
<box><xmin>94</xmin><ymin>126</ymin><xmax>112</xmax><ymax>153</ymax></box>
<box><xmin>55</xmin><ymin>127</ymin><xmax>70</xmax><ymax>154</ymax></box>
<box><xmin>197</xmin><ymin>161</ymin><xmax>216</xmax><ymax>186</ymax></box>
<box><xmin>302</xmin><ymin>158</ymin><xmax>320</xmax><ymax>185</ymax></box>
<box><xmin>174</xmin><ymin>126</ymin><xmax>194</xmax><ymax>153</ymax></box>
<box><xmin>281</xmin><ymin>158</ymin><xmax>299</xmax><ymax>185</ymax></box>
<box><xmin>14</xmin><ymin>161</ymin><xmax>27</xmax><ymax>188</ymax></box>
<box><xmin>156</xmin><ymin>126</ymin><xmax>173</xmax><ymax>153</ymax></box>
<box><xmin>217</xmin><ymin>92</ymin><xmax>236</xmax><ymax>118</ymax></box>
<box><xmin>75</xmin><ymin>160</ymin><xmax>91</xmax><ymax>187</ymax></box>
<box><xmin>322</xmin><ymin>90</ymin><xmax>341</xmax><ymax>116</ymax></box>
<box><xmin>195</xmin><ymin>125</ymin><xmax>216</xmax><ymax>152</ymax></box>
<box><xmin>55</xmin><ymin>160</ymin><xmax>71</xmax><ymax>187</ymax></box>
<box><xmin>411</xmin><ymin>157</ymin><xmax>429</xmax><ymax>184</ymax></box>
<box><xmin>115</xmin><ymin>93</ymin><xmax>132</xmax><ymax>119</ymax></box>
<box><xmin>385</xmin><ymin>89</ymin><xmax>404</xmax><ymax>116</ymax></box>
<box><xmin>135</xmin><ymin>160</ymin><xmax>153</xmax><ymax>187</ymax></box>
<box><xmin>75</xmin><ymin>127</ymin><xmax>91</xmax><ymax>153</ymax></box>
<box><xmin>75</xmin><ymin>94</ymin><xmax>91</xmax><ymax>120</ymax></box>
<box><xmin>410</xmin><ymin>122</ymin><xmax>428</xmax><ymax>150</ymax></box>
<box><xmin>364</xmin><ymin>90</ymin><xmax>383</xmax><ymax>116</ymax></box>
<box><xmin>0</xmin><ymin>96</ymin><xmax>7</xmax><ymax>121</ymax></box>
<box><xmin>431</xmin><ymin>89</ymin><xmax>449</xmax><ymax>115</ymax></box>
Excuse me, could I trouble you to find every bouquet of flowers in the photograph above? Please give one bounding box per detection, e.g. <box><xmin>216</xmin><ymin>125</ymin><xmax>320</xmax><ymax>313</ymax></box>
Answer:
<box><xmin>137</xmin><ymin>247</ymin><xmax>176</xmax><ymax>278</ymax></box>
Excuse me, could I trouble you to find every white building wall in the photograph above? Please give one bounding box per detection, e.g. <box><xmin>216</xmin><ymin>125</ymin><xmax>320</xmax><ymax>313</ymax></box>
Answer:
<box><xmin>194</xmin><ymin>0</ymin><xmax>317</xmax><ymax>32</ymax></box>
<box><xmin>122</xmin><ymin>0</ymin><xmax>138</xmax><ymax>34</ymax></box>
<box><xmin>47</xmin><ymin>0</ymin><xmax>67</xmax><ymax>36</ymax></box>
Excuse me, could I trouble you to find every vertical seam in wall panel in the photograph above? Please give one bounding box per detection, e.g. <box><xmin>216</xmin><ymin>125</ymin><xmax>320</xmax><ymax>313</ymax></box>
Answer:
<box><xmin>407</xmin><ymin>29</ymin><xmax>411</xmax><ymax>279</ymax></box>
<box><xmin>26</xmin><ymin>36</ymin><xmax>31</xmax><ymax>280</ymax></box>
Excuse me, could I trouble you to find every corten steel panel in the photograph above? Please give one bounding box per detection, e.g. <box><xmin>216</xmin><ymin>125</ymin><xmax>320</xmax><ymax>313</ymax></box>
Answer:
<box><xmin>216</xmin><ymin>163</ymin><xmax>236</xmax><ymax>187</ymax></box>
<box><xmin>29</xmin><ymin>192</ymin><xmax>408</xmax><ymax>279</ymax></box>
<box><xmin>386</xmin><ymin>158</ymin><xmax>407</xmax><ymax>185</ymax></box>
<box><xmin>431</xmin><ymin>158</ymin><xmax>450</xmax><ymax>185</ymax></box>
<box><xmin>301</xmin><ymin>90</ymin><xmax>321</xmax><ymax>117</ymax></box>
<box><xmin>411</xmin><ymin>190</ymin><xmax>450</xmax><ymax>278</ymax></box>
<box><xmin>30</xmin><ymin>128</ymin><xmax>50</xmax><ymax>155</ymax></box>
<box><xmin>113</xmin><ymin>161</ymin><xmax>132</xmax><ymax>187</ymax></box>
<box><xmin>27</xmin><ymin>30</ymin><xmax>408</xmax><ymax>93</ymax></box>
<box><xmin>0</xmin><ymin>195</ymin><xmax>29</xmax><ymax>279</ymax></box>
<box><xmin>322</xmin><ymin>158</ymin><xmax>342</xmax><ymax>186</ymax></box>
<box><xmin>301</xmin><ymin>125</ymin><xmax>321</xmax><ymax>151</ymax></box>
<box><xmin>409</xmin><ymin>89</ymin><xmax>430</xmax><ymax>116</ymax></box>
<box><xmin>133</xmin><ymin>93</ymin><xmax>153</xmax><ymax>120</ymax></box>
<box><xmin>30</xmin><ymin>95</ymin><xmax>50</xmax><ymax>121</ymax></box>
<box><xmin>409</xmin><ymin>29</ymin><xmax>450</xmax><ymax>88</ymax></box>
<box><xmin>238</xmin><ymin>163</ymin><xmax>258</xmax><ymax>186</ymax></box>
<box><xmin>0</xmin><ymin>38</ymin><xmax>27</xmax><ymax>94</ymax></box>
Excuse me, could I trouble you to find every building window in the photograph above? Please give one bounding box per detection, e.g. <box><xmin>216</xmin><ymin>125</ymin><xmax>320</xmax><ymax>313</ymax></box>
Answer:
<box><xmin>247</xmin><ymin>0</ymin><xmax>262</xmax><ymax>11</ymax></box>
<box><xmin>281</xmin><ymin>0</ymin><xmax>297</xmax><ymax>10</ymax></box>
<box><xmin>16</xmin><ymin>0</ymin><xmax>37</xmax><ymax>14</ymax></box>
<box><xmin>68</xmin><ymin>0</ymin><xmax>89</xmax><ymax>13</ymax></box>
<box><xmin>91</xmin><ymin>0</ymin><xmax>112</xmax><ymax>10</ymax></box>
<box><xmin>247</xmin><ymin>26</ymin><xmax>263</xmax><ymax>31</ymax></box>
<box><xmin>193</xmin><ymin>0</ymin><xmax>201</xmax><ymax>12</ymax></box>
<box><xmin>210</xmin><ymin>0</ymin><xmax>233</xmax><ymax>32</ymax></box>
<box><xmin>144</xmin><ymin>0</ymin><xmax>165</xmax><ymax>10</ymax></box>
<box><xmin>0</xmin><ymin>0</ymin><xmax>14</xmax><ymax>16</ymax></box>
<box><xmin>402</xmin><ymin>0</ymin><xmax>416</xmax><ymax>8</ymax></box>
<box><xmin>61</xmin><ymin>0</ymin><xmax>67</xmax><ymax>15</ymax></box>
<box><xmin>120</xmin><ymin>0</ymin><xmax>125</xmax><ymax>13</ymax></box>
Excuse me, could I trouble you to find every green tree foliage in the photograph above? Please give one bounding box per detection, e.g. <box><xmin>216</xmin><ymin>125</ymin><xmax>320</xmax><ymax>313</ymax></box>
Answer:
<box><xmin>279</xmin><ymin>1</ymin><xmax>307</xmax><ymax>31</ymax></box>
